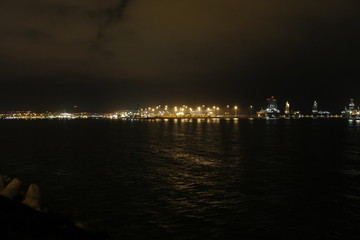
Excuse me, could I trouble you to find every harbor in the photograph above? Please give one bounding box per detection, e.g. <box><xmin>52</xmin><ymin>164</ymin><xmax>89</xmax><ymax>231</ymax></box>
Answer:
<box><xmin>0</xmin><ymin>97</ymin><xmax>358</xmax><ymax>120</ymax></box>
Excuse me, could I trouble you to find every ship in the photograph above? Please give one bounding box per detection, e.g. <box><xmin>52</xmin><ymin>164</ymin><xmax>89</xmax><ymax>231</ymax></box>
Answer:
<box><xmin>257</xmin><ymin>96</ymin><xmax>280</xmax><ymax>119</ymax></box>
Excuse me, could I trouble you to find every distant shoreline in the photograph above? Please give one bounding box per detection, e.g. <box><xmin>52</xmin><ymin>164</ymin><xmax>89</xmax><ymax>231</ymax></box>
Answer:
<box><xmin>0</xmin><ymin>116</ymin><xmax>355</xmax><ymax>120</ymax></box>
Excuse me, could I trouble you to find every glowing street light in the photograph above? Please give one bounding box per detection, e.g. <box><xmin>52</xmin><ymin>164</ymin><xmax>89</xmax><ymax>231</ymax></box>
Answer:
<box><xmin>234</xmin><ymin>106</ymin><xmax>238</xmax><ymax>117</ymax></box>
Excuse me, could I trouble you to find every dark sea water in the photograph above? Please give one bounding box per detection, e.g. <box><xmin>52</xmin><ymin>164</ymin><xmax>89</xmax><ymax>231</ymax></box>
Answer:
<box><xmin>1</xmin><ymin>118</ymin><xmax>360</xmax><ymax>239</ymax></box>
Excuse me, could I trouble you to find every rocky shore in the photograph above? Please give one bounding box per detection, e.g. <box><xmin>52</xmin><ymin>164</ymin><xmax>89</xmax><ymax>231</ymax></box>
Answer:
<box><xmin>0</xmin><ymin>175</ymin><xmax>109</xmax><ymax>240</ymax></box>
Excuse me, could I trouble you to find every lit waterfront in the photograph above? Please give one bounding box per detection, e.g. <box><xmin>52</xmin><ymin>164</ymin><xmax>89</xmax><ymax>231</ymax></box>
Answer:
<box><xmin>0</xmin><ymin>110</ymin><xmax>348</xmax><ymax>120</ymax></box>
<box><xmin>0</xmin><ymin>98</ymin><xmax>359</xmax><ymax>120</ymax></box>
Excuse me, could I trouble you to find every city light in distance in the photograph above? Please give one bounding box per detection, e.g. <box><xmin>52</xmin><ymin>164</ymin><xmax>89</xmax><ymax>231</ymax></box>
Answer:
<box><xmin>1</xmin><ymin>98</ymin><xmax>359</xmax><ymax>120</ymax></box>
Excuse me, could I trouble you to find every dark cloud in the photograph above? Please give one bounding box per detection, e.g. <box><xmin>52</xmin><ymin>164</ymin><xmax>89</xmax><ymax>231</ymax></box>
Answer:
<box><xmin>96</xmin><ymin>0</ymin><xmax>131</xmax><ymax>40</ymax></box>
<box><xmin>0</xmin><ymin>0</ymin><xmax>359</xmax><ymax>111</ymax></box>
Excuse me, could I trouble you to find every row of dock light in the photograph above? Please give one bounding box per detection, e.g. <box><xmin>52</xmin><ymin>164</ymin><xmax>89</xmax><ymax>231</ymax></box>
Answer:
<box><xmin>133</xmin><ymin>105</ymin><xmax>239</xmax><ymax>118</ymax></box>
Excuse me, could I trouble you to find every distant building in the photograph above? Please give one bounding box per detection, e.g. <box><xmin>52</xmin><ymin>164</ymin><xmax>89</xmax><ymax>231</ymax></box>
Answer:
<box><xmin>312</xmin><ymin>101</ymin><xmax>330</xmax><ymax>118</ymax></box>
<box><xmin>285</xmin><ymin>101</ymin><xmax>290</xmax><ymax>115</ymax></box>
<box><xmin>312</xmin><ymin>101</ymin><xmax>318</xmax><ymax>114</ymax></box>
<box><xmin>349</xmin><ymin>99</ymin><xmax>355</xmax><ymax>112</ymax></box>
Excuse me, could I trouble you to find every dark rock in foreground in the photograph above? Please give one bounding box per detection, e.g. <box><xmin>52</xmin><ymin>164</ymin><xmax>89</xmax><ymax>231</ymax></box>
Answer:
<box><xmin>0</xmin><ymin>175</ymin><xmax>109</xmax><ymax>240</ymax></box>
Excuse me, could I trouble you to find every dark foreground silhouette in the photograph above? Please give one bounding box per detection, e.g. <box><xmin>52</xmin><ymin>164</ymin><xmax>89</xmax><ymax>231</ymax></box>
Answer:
<box><xmin>0</xmin><ymin>175</ymin><xmax>109</xmax><ymax>240</ymax></box>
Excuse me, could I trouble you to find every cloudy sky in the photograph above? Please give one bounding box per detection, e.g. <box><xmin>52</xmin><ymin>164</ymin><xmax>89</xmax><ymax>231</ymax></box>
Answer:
<box><xmin>0</xmin><ymin>0</ymin><xmax>359</xmax><ymax>112</ymax></box>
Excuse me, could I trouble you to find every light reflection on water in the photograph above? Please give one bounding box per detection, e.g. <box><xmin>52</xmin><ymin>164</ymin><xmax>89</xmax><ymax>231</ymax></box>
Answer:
<box><xmin>0</xmin><ymin>119</ymin><xmax>359</xmax><ymax>239</ymax></box>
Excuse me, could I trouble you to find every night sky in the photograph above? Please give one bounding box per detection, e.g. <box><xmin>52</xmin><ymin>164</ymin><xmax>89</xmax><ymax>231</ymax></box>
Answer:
<box><xmin>1</xmin><ymin>0</ymin><xmax>359</xmax><ymax>113</ymax></box>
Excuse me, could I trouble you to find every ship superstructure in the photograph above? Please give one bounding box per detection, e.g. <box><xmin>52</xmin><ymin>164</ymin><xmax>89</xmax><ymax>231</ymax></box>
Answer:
<box><xmin>257</xmin><ymin>96</ymin><xmax>280</xmax><ymax>119</ymax></box>
<box><xmin>342</xmin><ymin>99</ymin><xmax>360</xmax><ymax>119</ymax></box>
